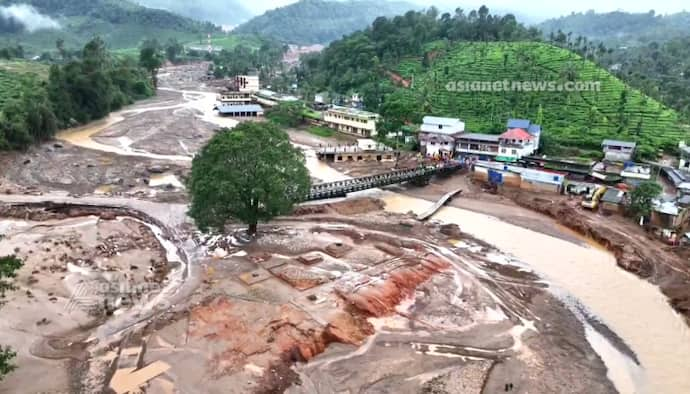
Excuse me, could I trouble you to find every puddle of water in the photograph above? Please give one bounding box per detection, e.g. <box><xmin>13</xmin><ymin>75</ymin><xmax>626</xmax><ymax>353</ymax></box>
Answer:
<box><xmin>381</xmin><ymin>192</ymin><xmax>690</xmax><ymax>394</ymax></box>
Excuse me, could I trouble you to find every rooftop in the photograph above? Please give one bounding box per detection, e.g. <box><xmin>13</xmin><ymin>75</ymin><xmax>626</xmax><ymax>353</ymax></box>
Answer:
<box><xmin>507</xmin><ymin>119</ymin><xmax>531</xmax><ymax>129</ymax></box>
<box><xmin>327</xmin><ymin>105</ymin><xmax>380</xmax><ymax>118</ymax></box>
<box><xmin>601</xmin><ymin>188</ymin><xmax>626</xmax><ymax>204</ymax></box>
<box><xmin>457</xmin><ymin>133</ymin><xmax>501</xmax><ymax>143</ymax></box>
<box><xmin>500</xmin><ymin>128</ymin><xmax>534</xmax><ymax>141</ymax></box>
<box><xmin>420</xmin><ymin>116</ymin><xmax>465</xmax><ymax>134</ymax></box>
<box><xmin>215</xmin><ymin>104</ymin><xmax>264</xmax><ymax>114</ymax></box>
<box><xmin>602</xmin><ymin>140</ymin><xmax>637</xmax><ymax>149</ymax></box>
<box><xmin>423</xmin><ymin>116</ymin><xmax>463</xmax><ymax>126</ymax></box>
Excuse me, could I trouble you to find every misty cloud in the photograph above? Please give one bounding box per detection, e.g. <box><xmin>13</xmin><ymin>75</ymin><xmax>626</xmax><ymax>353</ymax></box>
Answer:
<box><xmin>0</xmin><ymin>4</ymin><xmax>60</xmax><ymax>33</ymax></box>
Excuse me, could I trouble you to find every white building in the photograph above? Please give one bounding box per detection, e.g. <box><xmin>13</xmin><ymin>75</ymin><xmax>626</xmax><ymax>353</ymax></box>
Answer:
<box><xmin>235</xmin><ymin>74</ymin><xmax>260</xmax><ymax>93</ymax></box>
<box><xmin>217</xmin><ymin>91</ymin><xmax>253</xmax><ymax>106</ymax></box>
<box><xmin>602</xmin><ymin>140</ymin><xmax>637</xmax><ymax>162</ymax></box>
<box><xmin>324</xmin><ymin>106</ymin><xmax>380</xmax><ymax>137</ymax></box>
<box><xmin>496</xmin><ymin>119</ymin><xmax>542</xmax><ymax>162</ymax></box>
<box><xmin>418</xmin><ymin>116</ymin><xmax>466</xmax><ymax>158</ymax></box>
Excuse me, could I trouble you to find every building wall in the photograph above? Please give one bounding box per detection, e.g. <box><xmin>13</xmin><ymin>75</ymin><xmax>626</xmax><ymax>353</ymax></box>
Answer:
<box><xmin>456</xmin><ymin>142</ymin><xmax>500</xmax><ymax>157</ymax></box>
<box><xmin>236</xmin><ymin>75</ymin><xmax>260</xmax><ymax>93</ymax></box>
<box><xmin>423</xmin><ymin>140</ymin><xmax>456</xmax><ymax>157</ymax></box>
<box><xmin>324</xmin><ymin>111</ymin><xmax>378</xmax><ymax>137</ymax></box>
<box><xmin>603</xmin><ymin>147</ymin><xmax>634</xmax><ymax>162</ymax></box>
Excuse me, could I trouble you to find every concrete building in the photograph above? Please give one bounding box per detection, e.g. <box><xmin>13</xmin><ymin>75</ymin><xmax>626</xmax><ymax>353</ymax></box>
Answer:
<box><xmin>235</xmin><ymin>73</ymin><xmax>260</xmax><ymax>93</ymax></box>
<box><xmin>602</xmin><ymin>140</ymin><xmax>637</xmax><ymax>162</ymax></box>
<box><xmin>217</xmin><ymin>91</ymin><xmax>253</xmax><ymax>106</ymax></box>
<box><xmin>324</xmin><ymin>106</ymin><xmax>380</xmax><ymax>137</ymax></box>
<box><xmin>455</xmin><ymin>133</ymin><xmax>501</xmax><ymax>159</ymax></box>
<box><xmin>419</xmin><ymin>116</ymin><xmax>465</xmax><ymax>158</ymax></box>
<box><xmin>680</xmin><ymin>142</ymin><xmax>690</xmax><ymax>171</ymax></box>
<box><xmin>215</xmin><ymin>103</ymin><xmax>264</xmax><ymax>117</ymax></box>
<box><xmin>497</xmin><ymin>130</ymin><xmax>537</xmax><ymax>161</ymax></box>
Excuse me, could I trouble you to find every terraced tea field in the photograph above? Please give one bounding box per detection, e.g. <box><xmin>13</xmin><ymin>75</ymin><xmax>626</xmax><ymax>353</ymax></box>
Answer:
<box><xmin>396</xmin><ymin>42</ymin><xmax>688</xmax><ymax>157</ymax></box>
<box><xmin>0</xmin><ymin>61</ymin><xmax>49</xmax><ymax>107</ymax></box>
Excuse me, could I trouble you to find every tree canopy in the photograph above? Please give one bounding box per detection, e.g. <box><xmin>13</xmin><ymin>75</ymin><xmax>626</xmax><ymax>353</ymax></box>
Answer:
<box><xmin>0</xmin><ymin>255</ymin><xmax>23</xmax><ymax>381</ymax></box>
<box><xmin>629</xmin><ymin>181</ymin><xmax>662</xmax><ymax>219</ymax></box>
<box><xmin>234</xmin><ymin>0</ymin><xmax>417</xmax><ymax>45</ymax></box>
<box><xmin>0</xmin><ymin>37</ymin><xmax>154</xmax><ymax>151</ymax></box>
<box><xmin>187</xmin><ymin>123</ymin><xmax>311</xmax><ymax>235</ymax></box>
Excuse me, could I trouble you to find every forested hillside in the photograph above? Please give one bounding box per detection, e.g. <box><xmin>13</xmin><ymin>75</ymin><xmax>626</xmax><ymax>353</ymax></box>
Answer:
<box><xmin>0</xmin><ymin>0</ymin><xmax>218</xmax><ymax>53</ymax></box>
<box><xmin>134</xmin><ymin>0</ymin><xmax>252</xmax><ymax>26</ymax></box>
<box><xmin>539</xmin><ymin>11</ymin><xmax>690</xmax><ymax>47</ymax></box>
<box><xmin>234</xmin><ymin>0</ymin><xmax>417</xmax><ymax>44</ymax></box>
<box><xmin>599</xmin><ymin>37</ymin><xmax>690</xmax><ymax>123</ymax></box>
<box><xmin>0</xmin><ymin>37</ymin><xmax>154</xmax><ymax>150</ymax></box>
<box><xmin>299</xmin><ymin>9</ymin><xmax>688</xmax><ymax>158</ymax></box>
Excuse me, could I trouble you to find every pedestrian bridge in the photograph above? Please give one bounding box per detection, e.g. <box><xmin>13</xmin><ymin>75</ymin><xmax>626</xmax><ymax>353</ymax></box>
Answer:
<box><xmin>306</xmin><ymin>161</ymin><xmax>463</xmax><ymax>201</ymax></box>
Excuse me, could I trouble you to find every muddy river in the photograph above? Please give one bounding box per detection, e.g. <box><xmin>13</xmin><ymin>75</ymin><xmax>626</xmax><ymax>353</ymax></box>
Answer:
<box><xmin>381</xmin><ymin>194</ymin><xmax>690</xmax><ymax>394</ymax></box>
<box><xmin>33</xmin><ymin>81</ymin><xmax>690</xmax><ymax>393</ymax></box>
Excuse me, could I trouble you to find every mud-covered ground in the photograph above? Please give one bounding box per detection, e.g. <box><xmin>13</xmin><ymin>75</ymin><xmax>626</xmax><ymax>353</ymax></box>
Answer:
<box><xmin>0</xmin><ymin>200</ymin><xmax>617</xmax><ymax>394</ymax></box>
<box><xmin>0</xmin><ymin>62</ymin><xmax>685</xmax><ymax>393</ymax></box>
<box><xmin>0</xmin><ymin>210</ymin><xmax>170</xmax><ymax>394</ymax></box>
<box><xmin>0</xmin><ymin>63</ymin><xmax>227</xmax><ymax>202</ymax></box>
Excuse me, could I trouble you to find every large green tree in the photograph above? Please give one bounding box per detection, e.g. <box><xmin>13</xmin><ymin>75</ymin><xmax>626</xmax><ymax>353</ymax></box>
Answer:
<box><xmin>0</xmin><ymin>255</ymin><xmax>22</xmax><ymax>381</ymax></box>
<box><xmin>629</xmin><ymin>181</ymin><xmax>662</xmax><ymax>219</ymax></box>
<box><xmin>188</xmin><ymin>123</ymin><xmax>311</xmax><ymax>235</ymax></box>
<box><xmin>139</xmin><ymin>40</ymin><xmax>164</xmax><ymax>88</ymax></box>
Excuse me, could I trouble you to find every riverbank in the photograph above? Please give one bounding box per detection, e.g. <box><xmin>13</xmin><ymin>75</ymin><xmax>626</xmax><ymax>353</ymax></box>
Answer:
<box><xmin>393</xmin><ymin>173</ymin><xmax>690</xmax><ymax>326</ymax></box>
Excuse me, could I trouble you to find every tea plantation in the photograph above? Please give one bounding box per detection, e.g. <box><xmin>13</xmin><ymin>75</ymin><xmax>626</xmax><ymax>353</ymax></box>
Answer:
<box><xmin>396</xmin><ymin>42</ymin><xmax>688</xmax><ymax>158</ymax></box>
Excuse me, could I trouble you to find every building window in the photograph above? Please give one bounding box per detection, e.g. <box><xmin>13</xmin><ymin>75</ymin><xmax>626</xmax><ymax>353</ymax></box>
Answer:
<box><xmin>512</xmin><ymin>149</ymin><xmax>517</xmax><ymax>155</ymax></box>
<box><xmin>501</xmin><ymin>148</ymin><xmax>507</xmax><ymax>153</ymax></box>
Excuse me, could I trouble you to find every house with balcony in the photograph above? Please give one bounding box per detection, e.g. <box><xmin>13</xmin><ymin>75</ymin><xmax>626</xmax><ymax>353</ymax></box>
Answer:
<box><xmin>217</xmin><ymin>91</ymin><xmax>253</xmax><ymax>106</ymax></box>
<box><xmin>602</xmin><ymin>140</ymin><xmax>637</xmax><ymax>162</ymax></box>
<box><xmin>455</xmin><ymin>133</ymin><xmax>501</xmax><ymax>159</ymax></box>
<box><xmin>496</xmin><ymin>119</ymin><xmax>542</xmax><ymax>162</ymax></box>
<box><xmin>419</xmin><ymin>116</ymin><xmax>465</xmax><ymax>158</ymax></box>
<box><xmin>324</xmin><ymin>106</ymin><xmax>380</xmax><ymax>137</ymax></box>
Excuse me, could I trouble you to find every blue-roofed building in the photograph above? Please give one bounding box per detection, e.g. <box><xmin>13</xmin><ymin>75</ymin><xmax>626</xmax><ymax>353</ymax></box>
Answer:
<box><xmin>507</xmin><ymin>119</ymin><xmax>532</xmax><ymax>130</ymax></box>
<box><xmin>215</xmin><ymin>103</ymin><xmax>264</xmax><ymax>117</ymax></box>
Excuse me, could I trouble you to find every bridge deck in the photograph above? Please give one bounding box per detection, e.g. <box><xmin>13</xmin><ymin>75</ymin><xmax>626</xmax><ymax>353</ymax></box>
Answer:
<box><xmin>416</xmin><ymin>188</ymin><xmax>463</xmax><ymax>221</ymax></box>
<box><xmin>306</xmin><ymin>162</ymin><xmax>462</xmax><ymax>201</ymax></box>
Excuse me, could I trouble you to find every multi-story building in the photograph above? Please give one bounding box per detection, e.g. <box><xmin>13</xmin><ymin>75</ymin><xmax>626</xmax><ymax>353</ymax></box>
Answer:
<box><xmin>602</xmin><ymin>140</ymin><xmax>637</xmax><ymax>162</ymax></box>
<box><xmin>455</xmin><ymin>133</ymin><xmax>501</xmax><ymax>159</ymax></box>
<box><xmin>235</xmin><ymin>73</ymin><xmax>260</xmax><ymax>93</ymax></box>
<box><xmin>453</xmin><ymin>118</ymin><xmax>541</xmax><ymax>161</ymax></box>
<box><xmin>217</xmin><ymin>91</ymin><xmax>253</xmax><ymax>106</ymax></box>
<box><xmin>496</xmin><ymin>119</ymin><xmax>542</xmax><ymax>162</ymax></box>
<box><xmin>324</xmin><ymin>106</ymin><xmax>380</xmax><ymax>137</ymax></box>
<box><xmin>418</xmin><ymin>116</ymin><xmax>465</xmax><ymax>158</ymax></box>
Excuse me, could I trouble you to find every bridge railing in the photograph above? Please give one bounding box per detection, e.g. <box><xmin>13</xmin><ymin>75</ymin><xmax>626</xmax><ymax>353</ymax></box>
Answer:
<box><xmin>306</xmin><ymin>161</ymin><xmax>462</xmax><ymax>201</ymax></box>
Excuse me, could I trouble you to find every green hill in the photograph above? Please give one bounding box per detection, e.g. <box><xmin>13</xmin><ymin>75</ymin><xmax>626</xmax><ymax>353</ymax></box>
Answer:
<box><xmin>133</xmin><ymin>0</ymin><xmax>253</xmax><ymax>26</ymax></box>
<box><xmin>538</xmin><ymin>11</ymin><xmax>690</xmax><ymax>47</ymax></box>
<box><xmin>0</xmin><ymin>59</ymin><xmax>48</xmax><ymax>106</ymax></box>
<box><xmin>394</xmin><ymin>42</ymin><xmax>686</xmax><ymax>158</ymax></box>
<box><xmin>234</xmin><ymin>0</ymin><xmax>417</xmax><ymax>45</ymax></box>
<box><xmin>0</xmin><ymin>0</ymin><xmax>218</xmax><ymax>54</ymax></box>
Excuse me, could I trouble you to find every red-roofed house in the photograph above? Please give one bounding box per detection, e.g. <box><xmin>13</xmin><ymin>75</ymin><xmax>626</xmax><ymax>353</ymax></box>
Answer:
<box><xmin>497</xmin><ymin>126</ymin><xmax>539</xmax><ymax>161</ymax></box>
